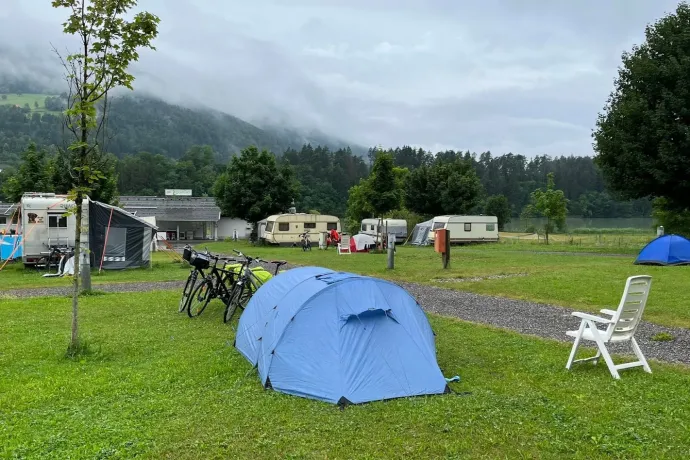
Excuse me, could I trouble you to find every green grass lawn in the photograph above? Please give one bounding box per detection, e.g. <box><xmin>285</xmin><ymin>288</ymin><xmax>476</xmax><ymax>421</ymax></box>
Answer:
<box><xmin>1</xmin><ymin>290</ymin><xmax>689</xmax><ymax>459</ymax></box>
<box><xmin>201</xmin><ymin>241</ymin><xmax>690</xmax><ymax>329</ymax></box>
<box><xmin>0</xmin><ymin>251</ymin><xmax>189</xmax><ymax>290</ymax></box>
<box><xmin>0</xmin><ymin>93</ymin><xmax>62</xmax><ymax>114</ymax></box>
<box><xmin>4</xmin><ymin>241</ymin><xmax>689</xmax><ymax>329</ymax></box>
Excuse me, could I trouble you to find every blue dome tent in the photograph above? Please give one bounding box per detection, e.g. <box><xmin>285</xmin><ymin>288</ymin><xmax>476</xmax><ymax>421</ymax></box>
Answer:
<box><xmin>634</xmin><ymin>234</ymin><xmax>690</xmax><ymax>265</ymax></box>
<box><xmin>235</xmin><ymin>267</ymin><xmax>450</xmax><ymax>405</ymax></box>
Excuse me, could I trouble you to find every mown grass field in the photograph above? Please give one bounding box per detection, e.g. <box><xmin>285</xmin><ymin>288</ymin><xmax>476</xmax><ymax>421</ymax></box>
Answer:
<box><xmin>1</xmin><ymin>290</ymin><xmax>689</xmax><ymax>459</ymax></box>
<box><xmin>0</xmin><ymin>93</ymin><xmax>61</xmax><ymax>114</ymax></box>
<box><xmin>3</xmin><ymin>237</ymin><xmax>689</xmax><ymax>328</ymax></box>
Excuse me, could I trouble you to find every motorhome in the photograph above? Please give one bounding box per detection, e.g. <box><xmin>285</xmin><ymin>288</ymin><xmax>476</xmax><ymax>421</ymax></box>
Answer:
<box><xmin>20</xmin><ymin>193</ymin><xmax>80</xmax><ymax>266</ymax></box>
<box><xmin>360</xmin><ymin>218</ymin><xmax>408</xmax><ymax>243</ymax></box>
<box><xmin>262</xmin><ymin>213</ymin><xmax>341</xmax><ymax>246</ymax></box>
<box><xmin>426</xmin><ymin>215</ymin><xmax>499</xmax><ymax>244</ymax></box>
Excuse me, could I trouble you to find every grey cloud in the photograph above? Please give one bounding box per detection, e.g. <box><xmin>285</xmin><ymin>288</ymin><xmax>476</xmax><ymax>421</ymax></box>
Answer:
<box><xmin>1</xmin><ymin>0</ymin><xmax>683</xmax><ymax>156</ymax></box>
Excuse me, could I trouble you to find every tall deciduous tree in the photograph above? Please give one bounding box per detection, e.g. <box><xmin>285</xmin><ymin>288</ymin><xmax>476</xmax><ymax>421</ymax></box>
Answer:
<box><xmin>365</xmin><ymin>151</ymin><xmax>398</xmax><ymax>245</ymax></box>
<box><xmin>484</xmin><ymin>194</ymin><xmax>511</xmax><ymax>231</ymax></box>
<box><xmin>593</xmin><ymin>2</ymin><xmax>690</xmax><ymax>214</ymax></box>
<box><xmin>52</xmin><ymin>0</ymin><xmax>159</xmax><ymax>355</ymax></box>
<box><xmin>521</xmin><ymin>172</ymin><xmax>568</xmax><ymax>244</ymax></box>
<box><xmin>213</xmin><ymin>146</ymin><xmax>299</xmax><ymax>238</ymax></box>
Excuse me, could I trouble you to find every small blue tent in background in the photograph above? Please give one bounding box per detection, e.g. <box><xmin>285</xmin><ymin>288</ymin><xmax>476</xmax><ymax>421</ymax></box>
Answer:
<box><xmin>634</xmin><ymin>234</ymin><xmax>690</xmax><ymax>265</ymax></box>
<box><xmin>235</xmin><ymin>267</ymin><xmax>450</xmax><ymax>405</ymax></box>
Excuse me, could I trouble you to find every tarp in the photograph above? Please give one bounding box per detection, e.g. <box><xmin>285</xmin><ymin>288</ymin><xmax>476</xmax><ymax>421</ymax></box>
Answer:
<box><xmin>407</xmin><ymin>219</ymin><xmax>433</xmax><ymax>245</ymax></box>
<box><xmin>0</xmin><ymin>235</ymin><xmax>22</xmax><ymax>260</ymax></box>
<box><xmin>349</xmin><ymin>233</ymin><xmax>376</xmax><ymax>252</ymax></box>
<box><xmin>235</xmin><ymin>268</ymin><xmax>449</xmax><ymax>405</ymax></box>
<box><xmin>634</xmin><ymin>234</ymin><xmax>690</xmax><ymax>265</ymax></box>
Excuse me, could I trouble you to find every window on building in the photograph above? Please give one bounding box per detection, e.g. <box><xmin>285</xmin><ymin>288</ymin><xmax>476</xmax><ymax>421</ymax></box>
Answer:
<box><xmin>432</xmin><ymin>221</ymin><xmax>445</xmax><ymax>230</ymax></box>
<box><xmin>0</xmin><ymin>216</ymin><xmax>6</xmax><ymax>225</ymax></box>
<box><xmin>327</xmin><ymin>222</ymin><xmax>338</xmax><ymax>230</ymax></box>
<box><xmin>486</xmin><ymin>223</ymin><xmax>495</xmax><ymax>232</ymax></box>
<box><xmin>48</xmin><ymin>214</ymin><xmax>68</xmax><ymax>228</ymax></box>
<box><xmin>464</xmin><ymin>223</ymin><xmax>471</xmax><ymax>232</ymax></box>
<box><xmin>265</xmin><ymin>221</ymin><xmax>274</xmax><ymax>232</ymax></box>
<box><xmin>278</xmin><ymin>223</ymin><xmax>289</xmax><ymax>231</ymax></box>
<box><xmin>304</xmin><ymin>222</ymin><xmax>316</xmax><ymax>229</ymax></box>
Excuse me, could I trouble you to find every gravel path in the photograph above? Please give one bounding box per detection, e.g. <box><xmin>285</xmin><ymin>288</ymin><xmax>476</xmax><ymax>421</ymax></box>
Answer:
<box><xmin>4</xmin><ymin>263</ymin><xmax>688</xmax><ymax>366</ymax></box>
<box><xmin>399</xmin><ymin>282</ymin><xmax>690</xmax><ymax>366</ymax></box>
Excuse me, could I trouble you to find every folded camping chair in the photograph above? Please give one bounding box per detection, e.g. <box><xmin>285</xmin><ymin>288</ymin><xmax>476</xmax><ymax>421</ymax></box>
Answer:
<box><xmin>338</xmin><ymin>235</ymin><xmax>351</xmax><ymax>255</ymax></box>
<box><xmin>565</xmin><ymin>275</ymin><xmax>652</xmax><ymax>379</ymax></box>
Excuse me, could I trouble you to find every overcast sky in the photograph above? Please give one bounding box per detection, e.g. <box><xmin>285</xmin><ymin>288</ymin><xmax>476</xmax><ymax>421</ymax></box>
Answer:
<box><xmin>0</xmin><ymin>0</ymin><xmax>682</xmax><ymax>156</ymax></box>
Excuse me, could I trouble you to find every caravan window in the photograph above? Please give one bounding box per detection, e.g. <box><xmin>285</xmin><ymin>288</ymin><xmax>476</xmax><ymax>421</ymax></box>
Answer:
<box><xmin>369</xmin><ymin>225</ymin><xmax>375</xmax><ymax>231</ymax></box>
<box><xmin>265</xmin><ymin>221</ymin><xmax>274</xmax><ymax>232</ymax></box>
<box><xmin>327</xmin><ymin>222</ymin><xmax>338</xmax><ymax>230</ymax></box>
<box><xmin>304</xmin><ymin>223</ymin><xmax>316</xmax><ymax>229</ymax></box>
<box><xmin>0</xmin><ymin>217</ymin><xmax>5</xmax><ymax>225</ymax></box>
<box><xmin>464</xmin><ymin>223</ymin><xmax>471</xmax><ymax>232</ymax></box>
<box><xmin>278</xmin><ymin>223</ymin><xmax>289</xmax><ymax>231</ymax></box>
<box><xmin>361</xmin><ymin>224</ymin><xmax>366</xmax><ymax>232</ymax></box>
<box><xmin>486</xmin><ymin>223</ymin><xmax>495</xmax><ymax>231</ymax></box>
<box><xmin>432</xmin><ymin>222</ymin><xmax>445</xmax><ymax>230</ymax></box>
<box><xmin>48</xmin><ymin>214</ymin><xmax>67</xmax><ymax>228</ymax></box>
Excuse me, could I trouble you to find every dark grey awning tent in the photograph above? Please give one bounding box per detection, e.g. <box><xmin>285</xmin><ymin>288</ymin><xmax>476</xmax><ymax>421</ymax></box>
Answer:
<box><xmin>406</xmin><ymin>219</ymin><xmax>433</xmax><ymax>245</ymax></box>
<box><xmin>89</xmin><ymin>199</ymin><xmax>157</xmax><ymax>270</ymax></box>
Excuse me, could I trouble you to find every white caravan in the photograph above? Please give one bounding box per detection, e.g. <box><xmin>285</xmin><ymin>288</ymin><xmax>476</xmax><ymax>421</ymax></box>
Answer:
<box><xmin>426</xmin><ymin>215</ymin><xmax>499</xmax><ymax>244</ymax></box>
<box><xmin>263</xmin><ymin>213</ymin><xmax>341</xmax><ymax>246</ymax></box>
<box><xmin>20</xmin><ymin>193</ymin><xmax>83</xmax><ymax>266</ymax></box>
<box><xmin>360</xmin><ymin>218</ymin><xmax>408</xmax><ymax>243</ymax></box>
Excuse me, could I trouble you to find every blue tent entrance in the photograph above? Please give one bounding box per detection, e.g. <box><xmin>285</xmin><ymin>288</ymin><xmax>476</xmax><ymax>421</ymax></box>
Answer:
<box><xmin>634</xmin><ymin>234</ymin><xmax>690</xmax><ymax>265</ymax></box>
<box><xmin>235</xmin><ymin>267</ymin><xmax>450</xmax><ymax>405</ymax></box>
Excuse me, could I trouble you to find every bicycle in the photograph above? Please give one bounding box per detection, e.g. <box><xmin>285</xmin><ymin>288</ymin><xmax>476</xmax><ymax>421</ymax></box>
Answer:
<box><xmin>179</xmin><ymin>245</ymin><xmax>213</xmax><ymax>313</ymax></box>
<box><xmin>298</xmin><ymin>230</ymin><xmax>312</xmax><ymax>251</ymax></box>
<box><xmin>187</xmin><ymin>253</ymin><xmax>239</xmax><ymax>318</ymax></box>
<box><xmin>223</xmin><ymin>250</ymin><xmax>287</xmax><ymax>323</ymax></box>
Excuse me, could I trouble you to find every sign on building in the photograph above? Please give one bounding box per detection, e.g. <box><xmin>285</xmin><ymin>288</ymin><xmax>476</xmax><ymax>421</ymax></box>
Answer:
<box><xmin>164</xmin><ymin>189</ymin><xmax>193</xmax><ymax>196</ymax></box>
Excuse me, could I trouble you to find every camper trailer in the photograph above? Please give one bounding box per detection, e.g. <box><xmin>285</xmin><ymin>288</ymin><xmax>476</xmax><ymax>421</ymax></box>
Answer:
<box><xmin>20</xmin><ymin>193</ymin><xmax>80</xmax><ymax>266</ymax></box>
<box><xmin>20</xmin><ymin>193</ymin><xmax>157</xmax><ymax>269</ymax></box>
<box><xmin>262</xmin><ymin>213</ymin><xmax>341</xmax><ymax>246</ymax></box>
<box><xmin>426</xmin><ymin>215</ymin><xmax>499</xmax><ymax>244</ymax></box>
<box><xmin>360</xmin><ymin>218</ymin><xmax>408</xmax><ymax>243</ymax></box>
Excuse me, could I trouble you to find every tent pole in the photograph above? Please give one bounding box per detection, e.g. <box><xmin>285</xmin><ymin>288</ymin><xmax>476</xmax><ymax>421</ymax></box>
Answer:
<box><xmin>99</xmin><ymin>207</ymin><xmax>114</xmax><ymax>274</ymax></box>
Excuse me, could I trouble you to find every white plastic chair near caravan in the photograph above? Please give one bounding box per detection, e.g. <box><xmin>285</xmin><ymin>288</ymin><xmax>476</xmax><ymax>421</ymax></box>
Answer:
<box><xmin>338</xmin><ymin>234</ymin><xmax>351</xmax><ymax>255</ymax></box>
<box><xmin>565</xmin><ymin>275</ymin><xmax>653</xmax><ymax>379</ymax></box>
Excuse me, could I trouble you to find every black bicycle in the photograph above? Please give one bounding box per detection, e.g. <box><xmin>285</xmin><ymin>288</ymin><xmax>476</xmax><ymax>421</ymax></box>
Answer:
<box><xmin>223</xmin><ymin>250</ymin><xmax>287</xmax><ymax>323</ymax></box>
<box><xmin>179</xmin><ymin>246</ymin><xmax>220</xmax><ymax>313</ymax></box>
<box><xmin>187</xmin><ymin>253</ymin><xmax>239</xmax><ymax>318</ymax></box>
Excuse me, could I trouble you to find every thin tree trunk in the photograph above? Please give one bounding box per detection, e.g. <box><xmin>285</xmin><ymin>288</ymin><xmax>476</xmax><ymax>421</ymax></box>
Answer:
<box><xmin>71</xmin><ymin>192</ymin><xmax>82</xmax><ymax>349</ymax></box>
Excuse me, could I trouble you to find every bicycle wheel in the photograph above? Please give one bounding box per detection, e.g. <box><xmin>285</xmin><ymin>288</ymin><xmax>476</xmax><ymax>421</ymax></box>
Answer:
<box><xmin>188</xmin><ymin>279</ymin><xmax>212</xmax><ymax>318</ymax></box>
<box><xmin>179</xmin><ymin>272</ymin><xmax>197</xmax><ymax>313</ymax></box>
<box><xmin>223</xmin><ymin>284</ymin><xmax>244</xmax><ymax>323</ymax></box>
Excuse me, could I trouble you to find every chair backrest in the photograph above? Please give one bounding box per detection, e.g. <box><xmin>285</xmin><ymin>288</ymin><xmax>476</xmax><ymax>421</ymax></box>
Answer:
<box><xmin>340</xmin><ymin>235</ymin><xmax>350</xmax><ymax>246</ymax></box>
<box><xmin>607</xmin><ymin>275</ymin><xmax>652</xmax><ymax>341</ymax></box>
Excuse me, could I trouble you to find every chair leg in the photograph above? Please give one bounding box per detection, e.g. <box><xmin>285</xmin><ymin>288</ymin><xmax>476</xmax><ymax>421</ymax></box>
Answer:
<box><xmin>630</xmin><ymin>338</ymin><xmax>652</xmax><ymax>373</ymax></box>
<box><xmin>592</xmin><ymin>335</ymin><xmax>620</xmax><ymax>379</ymax></box>
<box><xmin>592</xmin><ymin>349</ymin><xmax>601</xmax><ymax>366</ymax></box>
<box><xmin>566</xmin><ymin>321</ymin><xmax>585</xmax><ymax>370</ymax></box>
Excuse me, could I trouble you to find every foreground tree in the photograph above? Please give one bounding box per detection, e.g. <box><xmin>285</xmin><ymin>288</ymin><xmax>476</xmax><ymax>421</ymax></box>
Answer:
<box><xmin>593</xmin><ymin>2</ymin><xmax>690</xmax><ymax>215</ymax></box>
<box><xmin>52</xmin><ymin>0</ymin><xmax>159</xmax><ymax>355</ymax></box>
<box><xmin>521</xmin><ymin>173</ymin><xmax>567</xmax><ymax>244</ymax></box>
<box><xmin>213</xmin><ymin>146</ymin><xmax>298</xmax><ymax>238</ymax></box>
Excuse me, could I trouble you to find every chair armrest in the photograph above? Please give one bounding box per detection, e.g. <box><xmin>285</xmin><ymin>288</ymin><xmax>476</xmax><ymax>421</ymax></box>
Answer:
<box><xmin>572</xmin><ymin>312</ymin><xmax>612</xmax><ymax>323</ymax></box>
<box><xmin>600</xmin><ymin>309</ymin><xmax>617</xmax><ymax>316</ymax></box>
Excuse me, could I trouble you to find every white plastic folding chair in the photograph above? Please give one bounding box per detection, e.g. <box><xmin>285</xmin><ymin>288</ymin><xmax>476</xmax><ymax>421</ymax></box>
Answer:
<box><xmin>337</xmin><ymin>235</ymin><xmax>351</xmax><ymax>255</ymax></box>
<box><xmin>565</xmin><ymin>275</ymin><xmax>653</xmax><ymax>379</ymax></box>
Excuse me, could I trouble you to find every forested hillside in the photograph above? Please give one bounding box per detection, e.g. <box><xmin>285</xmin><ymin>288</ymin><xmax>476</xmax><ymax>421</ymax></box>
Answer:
<box><xmin>0</xmin><ymin>92</ymin><xmax>360</xmax><ymax>167</ymax></box>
